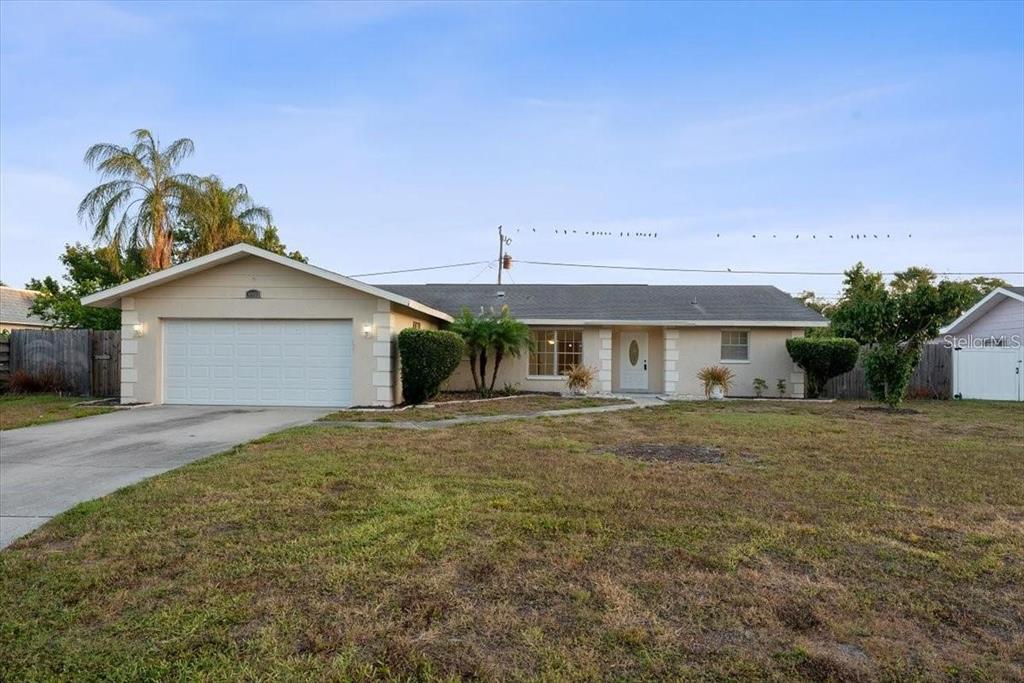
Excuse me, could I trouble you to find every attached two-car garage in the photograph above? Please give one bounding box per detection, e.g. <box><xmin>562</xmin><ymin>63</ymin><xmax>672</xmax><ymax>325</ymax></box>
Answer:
<box><xmin>164</xmin><ymin>319</ymin><xmax>353</xmax><ymax>407</ymax></box>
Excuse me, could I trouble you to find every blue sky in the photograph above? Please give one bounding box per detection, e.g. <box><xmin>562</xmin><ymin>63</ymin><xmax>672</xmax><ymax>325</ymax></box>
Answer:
<box><xmin>2</xmin><ymin>1</ymin><xmax>1022</xmax><ymax>299</ymax></box>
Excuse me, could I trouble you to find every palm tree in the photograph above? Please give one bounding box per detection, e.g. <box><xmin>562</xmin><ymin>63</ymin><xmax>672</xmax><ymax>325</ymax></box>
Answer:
<box><xmin>486</xmin><ymin>306</ymin><xmax>532</xmax><ymax>393</ymax></box>
<box><xmin>449</xmin><ymin>306</ymin><xmax>531</xmax><ymax>396</ymax></box>
<box><xmin>78</xmin><ymin>129</ymin><xmax>194</xmax><ymax>271</ymax></box>
<box><xmin>449</xmin><ymin>308</ymin><xmax>491</xmax><ymax>395</ymax></box>
<box><xmin>176</xmin><ymin>176</ymin><xmax>273</xmax><ymax>260</ymax></box>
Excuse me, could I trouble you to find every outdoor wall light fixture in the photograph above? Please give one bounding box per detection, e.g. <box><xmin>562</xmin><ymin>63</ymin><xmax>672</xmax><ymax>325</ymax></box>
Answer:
<box><xmin>362</xmin><ymin>322</ymin><xmax>374</xmax><ymax>338</ymax></box>
<box><xmin>132</xmin><ymin>322</ymin><xmax>146</xmax><ymax>338</ymax></box>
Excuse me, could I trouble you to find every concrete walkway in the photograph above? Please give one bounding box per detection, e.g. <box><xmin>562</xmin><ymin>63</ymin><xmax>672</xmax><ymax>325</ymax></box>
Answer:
<box><xmin>316</xmin><ymin>395</ymin><xmax>659</xmax><ymax>430</ymax></box>
<box><xmin>0</xmin><ymin>405</ymin><xmax>329</xmax><ymax>548</ymax></box>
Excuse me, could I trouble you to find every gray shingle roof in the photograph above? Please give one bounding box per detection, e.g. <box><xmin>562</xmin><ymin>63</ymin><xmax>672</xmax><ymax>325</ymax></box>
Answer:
<box><xmin>1006</xmin><ymin>286</ymin><xmax>1024</xmax><ymax>296</ymax></box>
<box><xmin>378</xmin><ymin>284</ymin><xmax>826</xmax><ymax>324</ymax></box>
<box><xmin>0</xmin><ymin>287</ymin><xmax>48</xmax><ymax>326</ymax></box>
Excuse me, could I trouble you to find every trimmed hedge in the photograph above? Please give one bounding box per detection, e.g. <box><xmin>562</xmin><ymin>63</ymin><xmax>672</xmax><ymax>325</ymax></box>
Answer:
<box><xmin>397</xmin><ymin>329</ymin><xmax>465</xmax><ymax>404</ymax></box>
<box><xmin>785</xmin><ymin>337</ymin><xmax>860</xmax><ymax>398</ymax></box>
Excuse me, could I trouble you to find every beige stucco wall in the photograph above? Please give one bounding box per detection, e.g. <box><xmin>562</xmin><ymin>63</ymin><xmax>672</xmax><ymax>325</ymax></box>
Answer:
<box><xmin>121</xmin><ymin>255</ymin><xmax>392</xmax><ymax>406</ymax></box>
<box><xmin>443</xmin><ymin>324</ymin><xmax>805</xmax><ymax>397</ymax></box>
<box><xmin>673</xmin><ymin>327</ymin><xmax>805</xmax><ymax>398</ymax></box>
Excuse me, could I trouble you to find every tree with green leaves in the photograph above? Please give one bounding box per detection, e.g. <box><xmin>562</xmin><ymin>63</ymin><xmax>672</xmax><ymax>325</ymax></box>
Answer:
<box><xmin>174</xmin><ymin>176</ymin><xmax>275</xmax><ymax>261</ymax></box>
<box><xmin>449</xmin><ymin>306</ymin><xmax>532</xmax><ymax>396</ymax></box>
<box><xmin>829</xmin><ymin>262</ymin><xmax>969</xmax><ymax>407</ymax></box>
<box><xmin>79</xmin><ymin>129</ymin><xmax>195</xmax><ymax>271</ymax></box>
<box><xmin>27</xmin><ymin>243</ymin><xmax>145</xmax><ymax>330</ymax></box>
<box><xmin>484</xmin><ymin>306</ymin><xmax>532</xmax><ymax>393</ymax></box>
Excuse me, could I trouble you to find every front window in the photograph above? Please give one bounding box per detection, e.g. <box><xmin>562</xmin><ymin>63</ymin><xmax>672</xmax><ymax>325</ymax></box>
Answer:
<box><xmin>529</xmin><ymin>328</ymin><xmax>582</xmax><ymax>376</ymax></box>
<box><xmin>721</xmin><ymin>330</ymin><xmax>749</xmax><ymax>361</ymax></box>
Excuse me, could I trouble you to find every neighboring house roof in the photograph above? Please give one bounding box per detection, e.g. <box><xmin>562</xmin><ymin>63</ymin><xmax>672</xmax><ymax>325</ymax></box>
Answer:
<box><xmin>0</xmin><ymin>286</ymin><xmax>50</xmax><ymax>327</ymax></box>
<box><xmin>378</xmin><ymin>283</ymin><xmax>829</xmax><ymax>326</ymax></box>
<box><xmin>80</xmin><ymin>244</ymin><xmax>455</xmax><ymax>322</ymax></box>
<box><xmin>941</xmin><ymin>286</ymin><xmax>1024</xmax><ymax>335</ymax></box>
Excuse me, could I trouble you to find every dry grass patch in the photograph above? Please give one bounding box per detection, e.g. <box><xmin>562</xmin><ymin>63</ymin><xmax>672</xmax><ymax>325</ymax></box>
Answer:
<box><xmin>322</xmin><ymin>394</ymin><xmax>630</xmax><ymax>422</ymax></box>
<box><xmin>1</xmin><ymin>400</ymin><xmax>1022</xmax><ymax>680</ymax></box>
<box><xmin>0</xmin><ymin>394</ymin><xmax>114</xmax><ymax>430</ymax></box>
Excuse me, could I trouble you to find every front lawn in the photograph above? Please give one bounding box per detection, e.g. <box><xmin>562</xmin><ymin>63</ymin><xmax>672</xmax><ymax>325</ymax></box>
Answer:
<box><xmin>322</xmin><ymin>394</ymin><xmax>631</xmax><ymax>422</ymax></box>
<box><xmin>0</xmin><ymin>394</ymin><xmax>114</xmax><ymax>430</ymax></box>
<box><xmin>1</xmin><ymin>400</ymin><xmax>1022</xmax><ymax>680</ymax></box>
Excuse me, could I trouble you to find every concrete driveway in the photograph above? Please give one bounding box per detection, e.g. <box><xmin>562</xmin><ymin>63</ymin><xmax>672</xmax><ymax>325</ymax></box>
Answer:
<box><xmin>0</xmin><ymin>405</ymin><xmax>330</xmax><ymax>548</ymax></box>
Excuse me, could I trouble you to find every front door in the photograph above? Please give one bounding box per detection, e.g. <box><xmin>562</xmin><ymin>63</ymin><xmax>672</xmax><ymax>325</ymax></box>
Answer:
<box><xmin>619</xmin><ymin>331</ymin><xmax>649</xmax><ymax>391</ymax></box>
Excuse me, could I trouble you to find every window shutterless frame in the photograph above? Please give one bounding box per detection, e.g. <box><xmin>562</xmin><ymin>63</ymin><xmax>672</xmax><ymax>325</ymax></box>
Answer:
<box><xmin>720</xmin><ymin>330</ymin><xmax>750</xmax><ymax>362</ymax></box>
<box><xmin>529</xmin><ymin>328</ymin><xmax>583</xmax><ymax>377</ymax></box>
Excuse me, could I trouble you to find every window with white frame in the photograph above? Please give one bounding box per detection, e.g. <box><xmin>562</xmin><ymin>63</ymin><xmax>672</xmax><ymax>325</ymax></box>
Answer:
<box><xmin>529</xmin><ymin>329</ymin><xmax>583</xmax><ymax>376</ymax></box>
<box><xmin>721</xmin><ymin>330</ymin><xmax>749</xmax><ymax>361</ymax></box>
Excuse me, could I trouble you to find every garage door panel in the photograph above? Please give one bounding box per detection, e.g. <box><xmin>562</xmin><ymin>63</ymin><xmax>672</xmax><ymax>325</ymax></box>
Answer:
<box><xmin>164</xmin><ymin>320</ymin><xmax>353</xmax><ymax>407</ymax></box>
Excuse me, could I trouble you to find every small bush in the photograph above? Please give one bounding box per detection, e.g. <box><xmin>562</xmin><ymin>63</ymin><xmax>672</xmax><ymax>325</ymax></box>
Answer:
<box><xmin>697</xmin><ymin>365</ymin><xmax>735</xmax><ymax>398</ymax></box>
<box><xmin>752</xmin><ymin>378</ymin><xmax>767</xmax><ymax>398</ymax></box>
<box><xmin>776</xmin><ymin>379</ymin><xmax>787</xmax><ymax>397</ymax></box>
<box><xmin>863</xmin><ymin>343</ymin><xmax>917</xmax><ymax>408</ymax></box>
<box><xmin>397</xmin><ymin>329</ymin><xmax>465</xmax><ymax>404</ymax></box>
<box><xmin>7</xmin><ymin>367</ymin><xmax>68</xmax><ymax>394</ymax></box>
<box><xmin>565</xmin><ymin>364</ymin><xmax>596</xmax><ymax>395</ymax></box>
<box><xmin>785</xmin><ymin>337</ymin><xmax>860</xmax><ymax>398</ymax></box>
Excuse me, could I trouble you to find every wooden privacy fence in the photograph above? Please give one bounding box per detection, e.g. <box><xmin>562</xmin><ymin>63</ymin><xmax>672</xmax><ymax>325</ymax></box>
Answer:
<box><xmin>821</xmin><ymin>343</ymin><xmax>952</xmax><ymax>400</ymax></box>
<box><xmin>7</xmin><ymin>329</ymin><xmax>120</xmax><ymax>397</ymax></box>
<box><xmin>0</xmin><ymin>338</ymin><xmax>9</xmax><ymax>389</ymax></box>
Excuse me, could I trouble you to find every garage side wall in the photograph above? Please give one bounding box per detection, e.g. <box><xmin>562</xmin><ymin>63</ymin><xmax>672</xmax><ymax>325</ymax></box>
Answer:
<box><xmin>122</xmin><ymin>256</ymin><xmax>387</xmax><ymax>406</ymax></box>
<box><xmin>389</xmin><ymin>305</ymin><xmax>441</xmax><ymax>403</ymax></box>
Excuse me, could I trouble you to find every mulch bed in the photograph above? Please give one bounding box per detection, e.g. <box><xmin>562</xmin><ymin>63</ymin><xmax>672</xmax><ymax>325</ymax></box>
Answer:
<box><xmin>611</xmin><ymin>443</ymin><xmax>725</xmax><ymax>463</ymax></box>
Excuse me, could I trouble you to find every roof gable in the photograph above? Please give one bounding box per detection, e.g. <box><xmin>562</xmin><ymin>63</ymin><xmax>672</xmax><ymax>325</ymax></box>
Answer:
<box><xmin>80</xmin><ymin>244</ymin><xmax>453</xmax><ymax>322</ymax></box>
<box><xmin>941</xmin><ymin>286</ymin><xmax>1024</xmax><ymax>335</ymax></box>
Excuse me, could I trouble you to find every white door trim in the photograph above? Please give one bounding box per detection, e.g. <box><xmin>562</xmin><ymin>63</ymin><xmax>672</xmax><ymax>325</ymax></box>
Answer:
<box><xmin>619</xmin><ymin>331</ymin><xmax>649</xmax><ymax>391</ymax></box>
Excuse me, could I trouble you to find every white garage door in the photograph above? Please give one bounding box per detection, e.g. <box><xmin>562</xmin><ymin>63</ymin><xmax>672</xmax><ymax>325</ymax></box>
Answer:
<box><xmin>953</xmin><ymin>347</ymin><xmax>1023</xmax><ymax>401</ymax></box>
<box><xmin>164</xmin><ymin>320</ymin><xmax>353</xmax><ymax>407</ymax></box>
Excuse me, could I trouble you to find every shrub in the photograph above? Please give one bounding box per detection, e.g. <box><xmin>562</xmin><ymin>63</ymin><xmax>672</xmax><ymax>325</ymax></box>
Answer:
<box><xmin>752</xmin><ymin>378</ymin><xmax>767</xmax><ymax>398</ymax></box>
<box><xmin>697</xmin><ymin>365</ymin><xmax>735</xmax><ymax>398</ymax></box>
<box><xmin>397</xmin><ymin>329</ymin><xmax>465</xmax><ymax>404</ymax></box>
<box><xmin>7</xmin><ymin>367</ymin><xmax>68</xmax><ymax>394</ymax></box>
<box><xmin>863</xmin><ymin>343</ymin><xmax>918</xmax><ymax>408</ymax></box>
<box><xmin>565</xmin><ymin>364</ymin><xmax>596</xmax><ymax>395</ymax></box>
<box><xmin>785</xmin><ymin>337</ymin><xmax>860</xmax><ymax>398</ymax></box>
<box><xmin>777</xmin><ymin>379</ymin><xmax>787</xmax><ymax>397</ymax></box>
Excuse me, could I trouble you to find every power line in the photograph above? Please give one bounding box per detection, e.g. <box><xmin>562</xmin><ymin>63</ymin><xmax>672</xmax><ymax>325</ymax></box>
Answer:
<box><xmin>351</xmin><ymin>260</ymin><xmax>490</xmax><ymax>278</ymax></box>
<box><xmin>517</xmin><ymin>259</ymin><xmax>1024</xmax><ymax>277</ymax></box>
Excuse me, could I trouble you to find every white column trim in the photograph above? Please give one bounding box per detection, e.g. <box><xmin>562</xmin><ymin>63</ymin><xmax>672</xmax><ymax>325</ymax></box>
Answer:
<box><xmin>664</xmin><ymin>329</ymin><xmax>680</xmax><ymax>396</ymax></box>
<box><xmin>371</xmin><ymin>301</ymin><xmax>394</xmax><ymax>406</ymax></box>
<box><xmin>598</xmin><ymin>328</ymin><xmax>613</xmax><ymax>393</ymax></box>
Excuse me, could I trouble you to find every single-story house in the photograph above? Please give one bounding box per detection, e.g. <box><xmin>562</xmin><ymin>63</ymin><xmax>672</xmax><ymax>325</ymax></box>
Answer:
<box><xmin>0</xmin><ymin>286</ymin><xmax>52</xmax><ymax>333</ymax></box>
<box><xmin>939</xmin><ymin>286</ymin><xmax>1023</xmax><ymax>401</ymax></box>
<box><xmin>81</xmin><ymin>244</ymin><xmax>827</xmax><ymax>407</ymax></box>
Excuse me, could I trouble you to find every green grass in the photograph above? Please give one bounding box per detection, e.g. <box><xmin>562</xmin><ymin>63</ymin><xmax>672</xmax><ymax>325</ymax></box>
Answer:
<box><xmin>1</xmin><ymin>400</ymin><xmax>1022</xmax><ymax>680</ymax></box>
<box><xmin>322</xmin><ymin>394</ymin><xmax>630</xmax><ymax>422</ymax></box>
<box><xmin>0</xmin><ymin>394</ymin><xmax>114</xmax><ymax>430</ymax></box>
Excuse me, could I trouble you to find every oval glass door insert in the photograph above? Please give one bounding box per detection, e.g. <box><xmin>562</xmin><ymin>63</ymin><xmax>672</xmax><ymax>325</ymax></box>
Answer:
<box><xmin>628</xmin><ymin>339</ymin><xmax>640</xmax><ymax>366</ymax></box>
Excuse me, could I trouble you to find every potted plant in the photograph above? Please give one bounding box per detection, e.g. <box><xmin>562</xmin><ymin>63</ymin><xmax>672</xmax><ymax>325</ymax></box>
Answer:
<box><xmin>697</xmin><ymin>365</ymin><xmax>735</xmax><ymax>400</ymax></box>
<box><xmin>565</xmin><ymin>364</ymin><xmax>596</xmax><ymax>396</ymax></box>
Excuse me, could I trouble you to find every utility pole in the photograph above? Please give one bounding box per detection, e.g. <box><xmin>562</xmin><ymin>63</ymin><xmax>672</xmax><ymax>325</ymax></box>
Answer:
<box><xmin>497</xmin><ymin>225</ymin><xmax>511</xmax><ymax>285</ymax></box>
